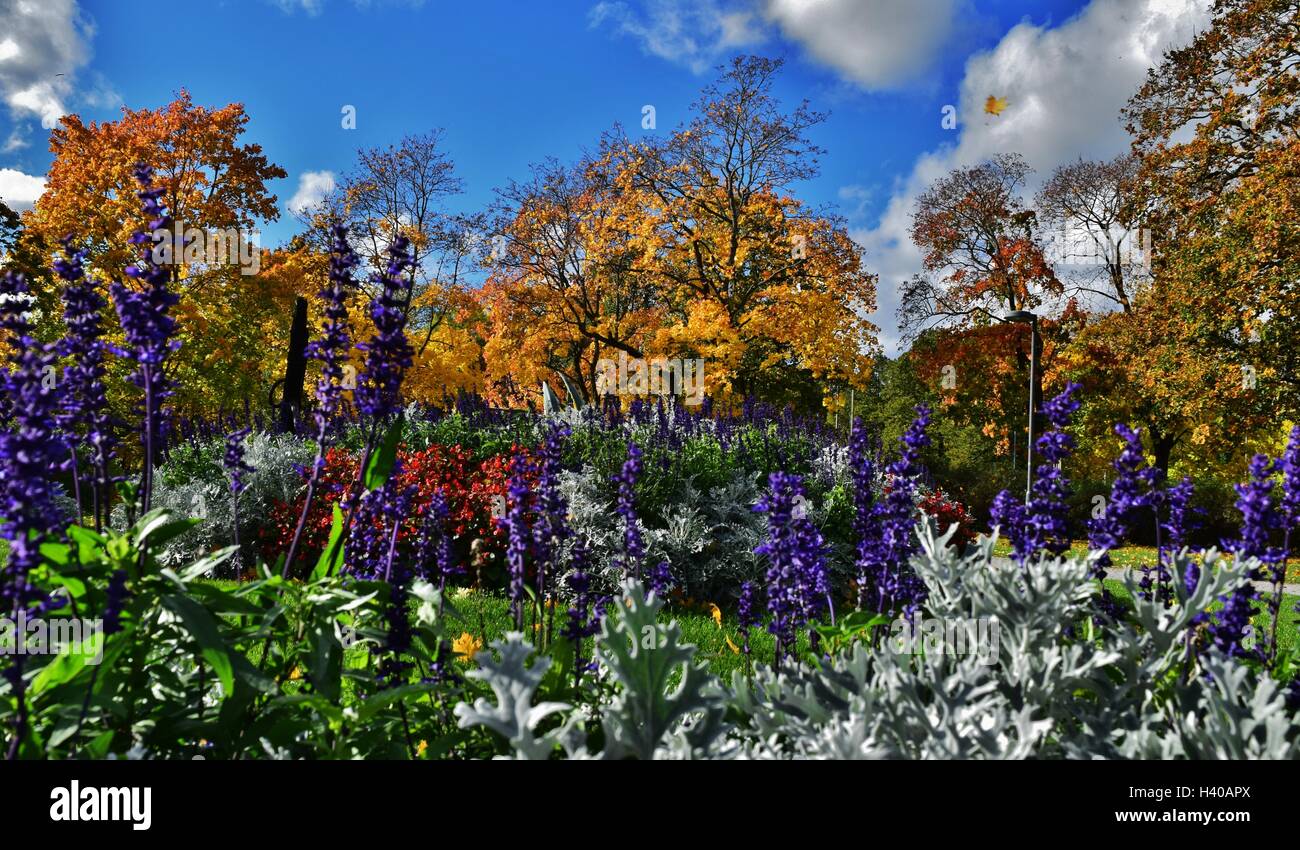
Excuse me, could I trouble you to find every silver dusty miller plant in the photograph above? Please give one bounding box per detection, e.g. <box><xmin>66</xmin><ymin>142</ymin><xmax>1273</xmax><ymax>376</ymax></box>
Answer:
<box><xmin>557</xmin><ymin>466</ymin><xmax>769</xmax><ymax>599</ymax></box>
<box><xmin>118</xmin><ymin>432</ymin><xmax>316</xmax><ymax>567</ymax></box>
<box><xmin>454</xmin><ymin>519</ymin><xmax>1299</xmax><ymax>759</ymax></box>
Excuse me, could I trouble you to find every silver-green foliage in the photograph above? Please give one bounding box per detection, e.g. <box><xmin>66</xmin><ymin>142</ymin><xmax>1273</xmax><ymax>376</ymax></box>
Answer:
<box><xmin>558</xmin><ymin>466</ymin><xmax>770</xmax><ymax>598</ymax></box>
<box><xmin>454</xmin><ymin>521</ymin><xmax>1299</xmax><ymax>759</ymax></box>
<box><xmin>123</xmin><ymin>432</ymin><xmax>316</xmax><ymax>567</ymax></box>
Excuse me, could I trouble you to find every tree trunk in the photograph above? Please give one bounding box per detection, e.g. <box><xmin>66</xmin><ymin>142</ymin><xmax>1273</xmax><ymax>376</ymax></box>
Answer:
<box><xmin>1150</xmin><ymin>425</ymin><xmax>1177</xmax><ymax>475</ymax></box>
<box><xmin>278</xmin><ymin>296</ymin><xmax>309</xmax><ymax>434</ymax></box>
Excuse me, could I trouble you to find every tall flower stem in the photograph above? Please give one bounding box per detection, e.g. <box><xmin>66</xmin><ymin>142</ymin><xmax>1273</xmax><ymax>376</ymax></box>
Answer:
<box><xmin>283</xmin><ymin>224</ymin><xmax>358</xmax><ymax>576</ymax></box>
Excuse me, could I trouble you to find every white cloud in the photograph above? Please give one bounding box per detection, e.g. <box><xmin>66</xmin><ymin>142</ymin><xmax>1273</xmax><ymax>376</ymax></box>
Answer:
<box><xmin>0</xmin><ymin>167</ymin><xmax>46</xmax><ymax>209</ymax></box>
<box><xmin>1</xmin><ymin>125</ymin><xmax>30</xmax><ymax>154</ymax></box>
<box><xmin>763</xmin><ymin>0</ymin><xmax>960</xmax><ymax>89</ymax></box>
<box><xmin>589</xmin><ymin>0</ymin><xmax>765</xmax><ymax>73</ymax></box>
<box><xmin>837</xmin><ymin>183</ymin><xmax>874</xmax><ymax>220</ymax></box>
<box><xmin>851</xmin><ymin>0</ymin><xmax>1211</xmax><ymax>354</ymax></box>
<box><xmin>0</xmin><ymin>0</ymin><xmax>95</xmax><ymax>131</ymax></box>
<box><xmin>287</xmin><ymin>171</ymin><xmax>337</xmax><ymax>215</ymax></box>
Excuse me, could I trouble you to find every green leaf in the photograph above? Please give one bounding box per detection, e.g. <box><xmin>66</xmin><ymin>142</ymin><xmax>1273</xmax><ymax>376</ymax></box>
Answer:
<box><xmin>180</xmin><ymin>546</ymin><xmax>239</xmax><ymax>582</ymax></box>
<box><xmin>187</xmin><ymin>582</ymin><xmax>265</xmax><ymax>615</ymax></box>
<box><xmin>363</xmin><ymin>420</ymin><xmax>403</xmax><ymax>491</ymax></box>
<box><xmin>311</xmin><ymin>504</ymin><xmax>347</xmax><ymax>580</ymax></box>
<box><xmin>39</xmin><ymin>541</ymin><xmax>71</xmax><ymax>566</ymax></box>
<box><xmin>84</xmin><ymin>730</ymin><xmax>115</xmax><ymax>759</ymax></box>
<box><xmin>355</xmin><ymin>682</ymin><xmax>439</xmax><ymax>722</ymax></box>
<box><xmin>134</xmin><ymin>510</ymin><xmax>201</xmax><ymax>549</ymax></box>
<box><xmin>30</xmin><ymin>631</ymin><xmax>105</xmax><ymax>694</ymax></box>
<box><xmin>307</xmin><ymin>619</ymin><xmax>343</xmax><ymax>702</ymax></box>
<box><xmin>540</xmin><ymin>634</ymin><xmax>575</xmax><ymax>698</ymax></box>
<box><xmin>162</xmin><ymin>594</ymin><xmax>273</xmax><ymax>694</ymax></box>
<box><xmin>202</xmin><ymin>647</ymin><xmax>235</xmax><ymax>697</ymax></box>
<box><xmin>67</xmin><ymin>525</ymin><xmax>106</xmax><ymax>563</ymax></box>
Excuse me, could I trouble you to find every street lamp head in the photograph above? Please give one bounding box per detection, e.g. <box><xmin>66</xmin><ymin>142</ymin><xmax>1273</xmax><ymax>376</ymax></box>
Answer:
<box><xmin>1004</xmin><ymin>310</ymin><xmax>1037</xmax><ymax>324</ymax></box>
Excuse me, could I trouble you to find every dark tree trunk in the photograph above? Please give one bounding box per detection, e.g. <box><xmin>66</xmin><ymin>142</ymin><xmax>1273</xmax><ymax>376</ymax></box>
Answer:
<box><xmin>1150</xmin><ymin>425</ymin><xmax>1177</xmax><ymax>475</ymax></box>
<box><xmin>278</xmin><ymin>296</ymin><xmax>309</xmax><ymax>434</ymax></box>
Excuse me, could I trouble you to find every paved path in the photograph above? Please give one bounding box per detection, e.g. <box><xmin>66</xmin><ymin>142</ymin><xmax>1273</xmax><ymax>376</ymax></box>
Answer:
<box><xmin>989</xmin><ymin>555</ymin><xmax>1300</xmax><ymax>596</ymax></box>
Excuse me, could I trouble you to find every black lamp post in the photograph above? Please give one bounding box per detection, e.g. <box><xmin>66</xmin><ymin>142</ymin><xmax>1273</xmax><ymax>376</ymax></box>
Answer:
<box><xmin>1005</xmin><ymin>310</ymin><xmax>1039</xmax><ymax>502</ymax></box>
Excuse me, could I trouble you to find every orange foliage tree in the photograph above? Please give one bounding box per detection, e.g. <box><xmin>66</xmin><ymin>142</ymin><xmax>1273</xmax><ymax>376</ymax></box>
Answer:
<box><xmin>24</xmin><ymin>92</ymin><xmax>290</xmax><ymax>421</ymax></box>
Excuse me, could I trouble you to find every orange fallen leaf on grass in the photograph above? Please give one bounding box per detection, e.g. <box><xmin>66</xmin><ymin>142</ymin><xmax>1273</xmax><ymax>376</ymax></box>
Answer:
<box><xmin>725</xmin><ymin>636</ymin><xmax>741</xmax><ymax>655</ymax></box>
<box><xmin>984</xmin><ymin>95</ymin><xmax>1008</xmax><ymax>115</ymax></box>
<box><xmin>708</xmin><ymin>602</ymin><xmax>723</xmax><ymax>628</ymax></box>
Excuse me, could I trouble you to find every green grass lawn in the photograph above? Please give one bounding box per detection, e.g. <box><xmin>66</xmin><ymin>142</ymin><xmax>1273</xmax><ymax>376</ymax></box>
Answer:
<box><xmin>991</xmin><ymin>538</ymin><xmax>1300</xmax><ymax>583</ymax></box>
<box><xmin>14</xmin><ymin>537</ymin><xmax>1296</xmax><ymax>680</ymax></box>
<box><xmin>439</xmin><ymin>583</ymin><xmax>1298</xmax><ymax>676</ymax></box>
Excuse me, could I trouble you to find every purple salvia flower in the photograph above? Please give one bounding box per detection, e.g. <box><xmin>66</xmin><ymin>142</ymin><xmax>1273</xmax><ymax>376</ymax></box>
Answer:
<box><xmin>111</xmin><ymin>163</ymin><xmax>180</xmax><ymax>512</ymax></box>
<box><xmin>102</xmin><ymin>569</ymin><xmax>129</xmax><ymax>635</ymax></box>
<box><xmin>1025</xmin><ymin>383</ymin><xmax>1080</xmax><ymax>560</ymax></box>
<box><xmin>223</xmin><ymin>427</ymin><xmax>254</xmax><ymax>497</ymax></box>
<box><xmin>414</xmin><ymin>487</ymin><xmax>460</xmax><ymax>589</ymax></box>
<box><xmin>647</xmin><ymin>560</ymin><xmax>674</xmax><ymax>599</ymax></box>
<box><xmin>344</xmin><ymin>470</ymin><xmax>413</xmax><ymax>582</ymax></box>
<box><xmin>991</xmin><ymin>385</ymin><xmax>1081</xmax><ymax>566</ymax></box>
<box><xmin>503</xmin><ymin>468</ymin><xmax>531</xmax><ymax>630</ymax></box>
<box><xmin>282</xmin><ymin>224</ymin><xmax>359</xmax><ymax>575</ymax></box>
<box><xmin>55</xmin><ymin>237</ymin><xmax>115</xmax><ymax>529</ymax></box>
<box><xmin>0</xmin><ymin>270</ymin><xmax>66</xmax><ymax>760</ymax></box>
<box><xmin>1225</xmin><ymin>454</ymin><xmax>1281</xmax><ymax>577</ymax></box>
<box><xmin>848</xmin><ymin>417</ymin><xmax>876</xmax><ymax>610</ymax></box>
<box><xmin>0</xmin><ymin>270</ymin><xmax>65</xmax><ymax>615</ymax></box>
<box><xmin>561</xmin><ymin>537</ymin><xmax>601</xmax><ymax>687</ymax></box>
<box><xmin>1209</xmin><ymin>454</ymin><xmax>1280</xmax><ymax>661</ymax></box>
<box><xmin>308</xmin><ymin>224</ymin><xmax>358</xmax><ymax>425</ymax></box>
<box><xmin>754</xmin><ymin>471</ymin><xmax>829</xmax><ymax>664</ymax></box>
<box><xmin>737</xmin><ymin>580</ymin><xmax>760</xmax><ymax>656</ymax></box>
<box><xmin>533</xmin><ymin>421</ymin><xmax>571</xmax><ymax>606</ymax></box>
<box><xmin>863</xmin><ymin>404</ymin><xmax>931</xmax><ymax>618</ymax></box>
<box><xmin>1162</xmin><ymin>476</ymin><xmax>1201</xmax><ymax>594</ymax></box>
<box><xmin>989</xmin><ymin>489</ymin><xmax>1030</xmax><ymax>563</ymax></box>
<box><xmin>223</xmin><ymin>426</ymin><xmax>254</xmax><ymax>572</ymax></box>
<box><xmin>354</xmin><ymin>236</ymin><xmax>415</xmax><ymax>421</ymax></box>
<box><xmin>613</xmin><ymin>441</ymin><xmax>645</xmax><ymax>581</ymax></box>
<box><xmin>1086</xmin><ymin>424</ymin><xmax>1150</xmax><ymax>575</ymax></box>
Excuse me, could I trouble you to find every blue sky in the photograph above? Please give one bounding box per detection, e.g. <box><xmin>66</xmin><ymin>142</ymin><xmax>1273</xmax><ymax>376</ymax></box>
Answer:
<box><xmin>0</xmin><ymin>0</ymin><xmax>1210</xmax><ymax>350</ymax></box>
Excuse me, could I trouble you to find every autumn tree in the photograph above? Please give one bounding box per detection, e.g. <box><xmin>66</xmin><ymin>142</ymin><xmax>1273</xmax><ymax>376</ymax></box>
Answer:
<box><xmin>25</xmin><ymin>92</ymin><xmax>291</xmax><ymax>419</ymax></box>
<box><xmin>484</xmin><ymin>155</ymin><xmax>661</xmax><ymax>403</ymax></box>
<box><xmin>1122</xmin><ymin>0</ymin><xmax>1300</xmax><ymax>425</ymax></box>
<box><xmin>1035</xmin><ymin>154</ymin><xmax>1149</xmax><ymax>313</ymax></box>
<box><xmin>310</xmin><ymin>132</ymin><xmax>461</xmax><ymax>284</ymax></box>
<box><xmin>615</xmin><ymin>56</ymin><xmax>878</xmax><ymax>409</ymax></box>
<box><xmin>901</xmin><ymin>153</ymin><xmax>1062</xmax><ymax>450</ymax></box>
<box><xmin>32</xmin><ymin>90</ymin><xmax>285</xmax><ymax>280</ymax></box>
<box><xmin>304</xmin><ymin>131</ymin><xmax>480</xmax><ymax>401</ymax></box>
<box><xmin>902</xmin><ymin>153</ymin><xmax>1060</xmax><ymax>338</ymax></box>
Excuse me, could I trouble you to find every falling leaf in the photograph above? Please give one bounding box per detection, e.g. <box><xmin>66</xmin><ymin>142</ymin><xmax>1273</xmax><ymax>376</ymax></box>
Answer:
<box><xmin>708</xmin><ymin>602</ymin><xmax>723</xmax><ymax>628</ymax></box>
<box><xmin>984</xmin><ymin>95</ymin><xmax>1008</xmax><ymax>116</ymax></box>
<box><xmin>453</xmin><ymin>631</ymin><xmax>483</xmax><ymax>662</ymax></box>
<box><xmin>288</xmin><ymin>666</ymin><xmax>302</xmax><ymax>680</ymax></box>
<box><xmin>417</xmin><ymin>739</ymin><xmax>429</xmax><ymax>758</ymax></box>
<box><xmin>725</xmin><ymin>636</ymin><xmax>741</xmax><ymax>655</ymax></box>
